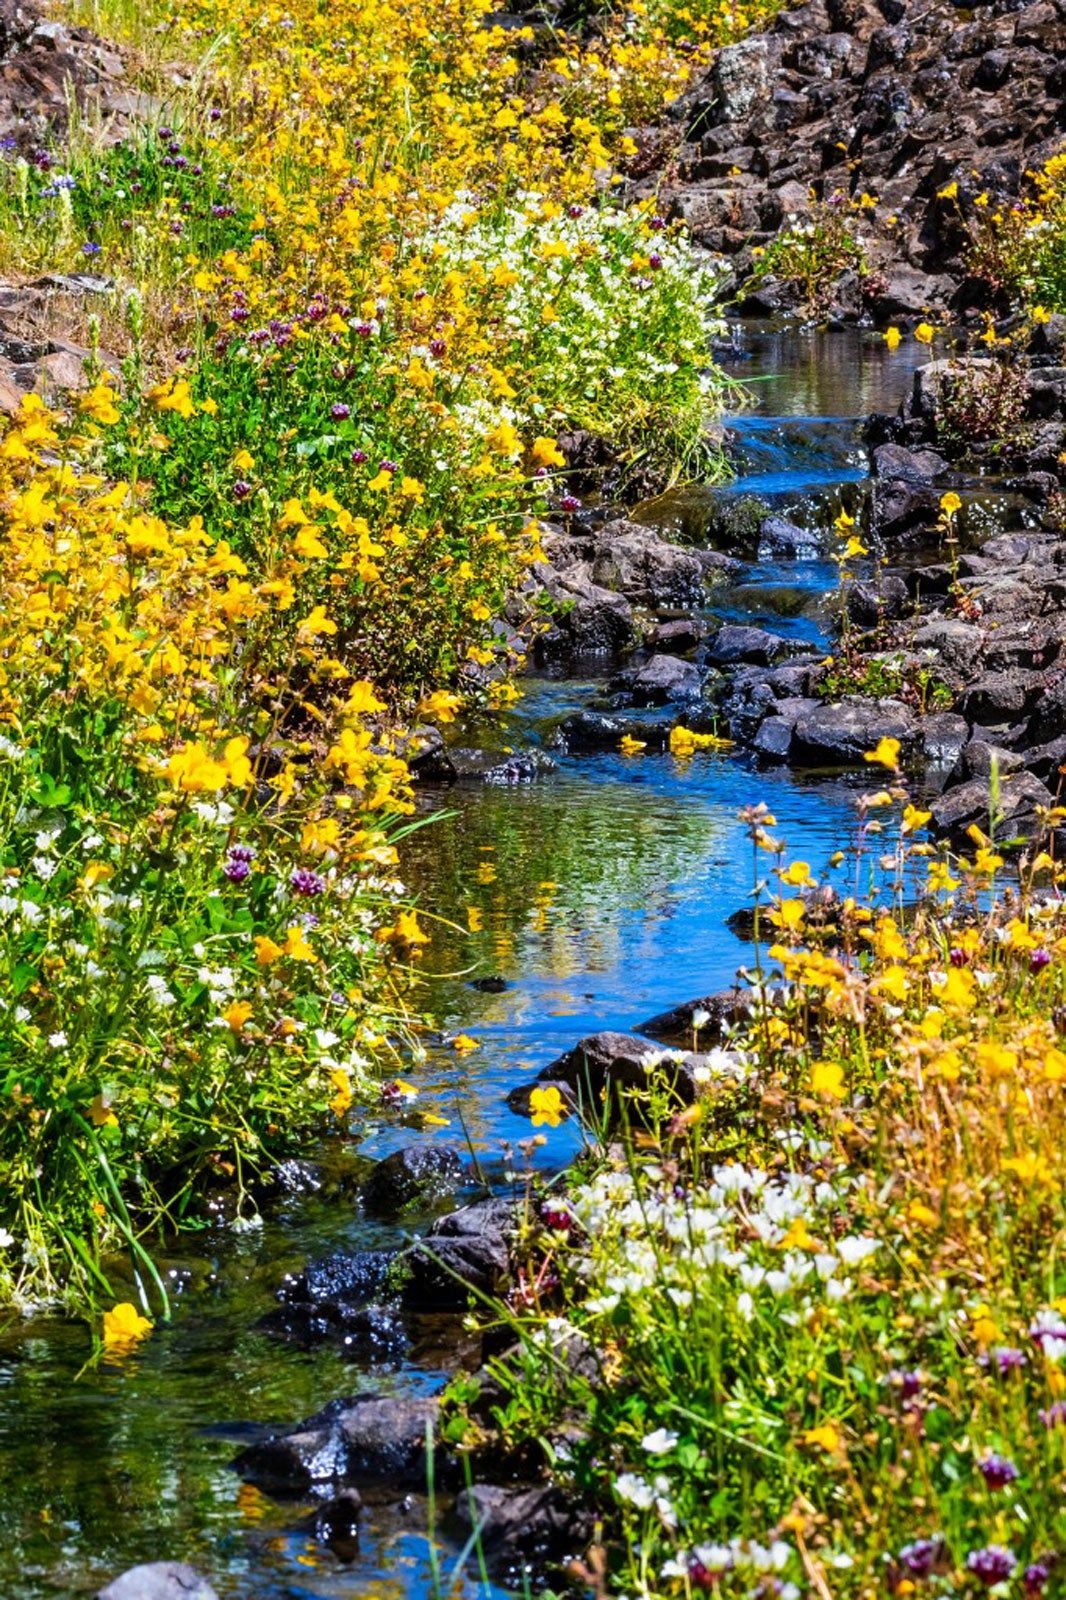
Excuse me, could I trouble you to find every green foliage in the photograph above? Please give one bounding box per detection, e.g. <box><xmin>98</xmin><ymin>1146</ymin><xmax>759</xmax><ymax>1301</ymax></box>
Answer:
<box><xmin>747</xmin><ymin>190</ymin><xmax>868</xmax><ymax>319</ymax></box>
<box><xmin>818</xmin><ymin>652</ymin><xmax>955</xmax><ymax>713</ymax></box>
<box><xmin>0</xmin><ymin>125</ymin><xmax>254</xmax><ymax>278</ymax></box>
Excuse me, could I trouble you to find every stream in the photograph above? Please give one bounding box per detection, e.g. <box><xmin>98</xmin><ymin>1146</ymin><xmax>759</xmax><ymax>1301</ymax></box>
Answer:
<box><xmin>0</xmin><ymin>324</ymin><xmax>940</xmax><ymax>1598</ymax></box>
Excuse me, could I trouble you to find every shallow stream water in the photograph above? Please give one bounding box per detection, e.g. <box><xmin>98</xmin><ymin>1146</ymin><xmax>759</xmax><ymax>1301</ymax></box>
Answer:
<box><xmin>0</xmin><ymin>324</ymin><xmax>937</xmax><ymax>1599</ymax></box>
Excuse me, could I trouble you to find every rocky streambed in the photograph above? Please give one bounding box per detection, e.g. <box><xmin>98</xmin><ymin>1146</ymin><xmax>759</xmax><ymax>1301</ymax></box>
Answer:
<box><xmin>3</xmin><ymin>321</ymin><xmax>1064</xmax><ymax>1599</ymax></box>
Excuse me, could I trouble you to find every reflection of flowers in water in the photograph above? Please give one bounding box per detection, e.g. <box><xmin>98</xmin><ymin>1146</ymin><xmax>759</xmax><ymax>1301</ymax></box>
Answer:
<box><xmin>408</xmin><ymin>783</ymin><xmax>723</xmax><ymax>986</ymax></box>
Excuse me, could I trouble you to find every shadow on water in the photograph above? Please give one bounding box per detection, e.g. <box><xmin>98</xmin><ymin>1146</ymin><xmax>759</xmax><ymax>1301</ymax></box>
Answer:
<box><xmin>0</xmin><ymin>323</ymin><xmax>926</xmax><ymax>1600</ymax></box>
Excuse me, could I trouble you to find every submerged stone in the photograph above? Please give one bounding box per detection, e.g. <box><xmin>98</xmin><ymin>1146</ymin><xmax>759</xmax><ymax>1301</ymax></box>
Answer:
<box><xmin>96</xmin><ymin>1565</ymin><xmax>219</xmax><ymax>1600</ymax></box>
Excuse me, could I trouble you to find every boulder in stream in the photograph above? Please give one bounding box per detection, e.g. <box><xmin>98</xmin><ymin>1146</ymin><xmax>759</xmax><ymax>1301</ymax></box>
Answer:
<box><xmin>361</xmin><ymin>1144</ymin><xmax>465</xmax><ymax>1217</ymax></box>
<box><xmin>792</xmin><ymin>700</ymin><xmax>918</xmax><ymax>765</ymax></box>
<box><xmin>453</xmin><ymin>1483</ymin><xmax>594</xmax><ymax>1578</ymax></box>
<box><xmin>96</xmin><ymin>1565</ymin><xmax>219</xmax><ymax>1600</ymax></box>
<box><xmin>536</xmin><ymin>1030</ymin><xmax>701</xmax><ymax>1108</ymax></box>
<box><xmin>233</xmin><ymin>1393</ymin><xmax>439</xmax><ymax>1494</ymax></box>
<box><xmin>399</xmin><ymin>1196</ymin><xmax>516</xmax><ymax>1310</ymax></box>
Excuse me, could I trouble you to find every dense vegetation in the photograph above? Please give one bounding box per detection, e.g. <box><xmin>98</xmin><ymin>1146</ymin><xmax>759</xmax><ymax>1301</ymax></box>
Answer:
<box><xmin>450</xmin><ymin>758</ymin><xmax>1066</xmax><ymax>1598</ymax></box>
<box><xmin>0</xmin><ymin>0</ymin><xmax>738</xmax><ymax>1317</ymax></box>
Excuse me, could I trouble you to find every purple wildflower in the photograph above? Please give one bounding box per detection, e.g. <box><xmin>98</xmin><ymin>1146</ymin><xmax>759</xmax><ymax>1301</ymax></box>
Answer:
<box><xmin>232</xmin><ymin>479</ymin><xmax>252</xmax><ymax>501</ymax></box>
<box><xmin>980</xmin><ymin>1346</ymin><xmax>1027</xmax><ymax>1375</ymax></box>
<box><xmin>1039</xmin><ymin>1401</ymin><xmax>1066</xmax><ymax>1428</ymax></box>
<box><xmin>978</xmin><ymin>1453</ymin><xmax>1019</xmax><ymax>1489</ymax></box>
<box><xmin>290</xmin><ymin>867</ymin><xmax>325</xmax><ymax>897</ymax></box>
<box><xmin>949</xmin><ymin>946</ymin><xmax>969</xmax><ymax>967</ymax></box>
<box><xmin>1031</xmin><ymin>948</ymin><xmax>1051</xmax><ymax>972</ymax></box>
<box><xmin>559</xmin><ymin>494</ymin><xmax>581</xmax><ymax>513</ymax></box>
<box><xmin>350</xmin><ymin>448</ymin><xmax>368</xmax><ymax>464</ymax></box>
<box><xmin>966</xmin><ymin>1546</ymin><xmax>1016</xmax><ymax>1586</ymax></box>
<box><xmin>887</xmin><ymin>1369</ymin><xmax>923</xmax><ymax>1400</ymax></box>
<box><xmin>1024</xmin><ymin>1559</ymin><xmax>1054</xmax><ymax>1595</ymax></box>
<box><xmin>223</xmin><ymin>843</ymin><xmax>255</xmax><ymax>882</ymax></box>
<box><xmin>899</xmin><ymin>1539</ymin><xmax>945</xmax><ymax>1578</ymax></box>
<box><xmin>330</xmin><ymin>402</ymin><xmax>351</xmax><ymax>420</ymax></box>
<box><xmin>541</xmin><ymin>1203</ymin><xmax>573</xmax><ymax>1232</ymax></box>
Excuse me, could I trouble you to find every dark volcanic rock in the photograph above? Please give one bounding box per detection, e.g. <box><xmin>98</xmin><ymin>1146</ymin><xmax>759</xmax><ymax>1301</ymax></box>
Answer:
<box><xmin>301</xmin><ymin>1489</ymin><xmax>362</xmax><ymax>1562</ymax></box>
<box><xmin>453</xmin><ymin>1483</ymin><xmax>593</xmax><ymax>1577</ymax></box>
<box><xmin>97</xmin><ymin>1567</ymin><xmax>219</xmax><ymax>1600</ymax></box>
<box><xmin>649</xmin><ymin>0</ymin><xmax>1063</xmax><ymax>298</ymax></box>
<box><xmin>752</xmin><ymin>715</ymin><xmax>796</xmax><ymax>758</ymax></box>
<box><xmin>234</xmin><ymin>1394</ymin><xmax>439</xmax><ymax>1494</ymax></box>
<box><xmin>538</xmin><ymin>1030</ymin><xmax>699</xmax><ymax>1108</ymax></box>
<box><xmin>400</xmin><ymin>1197</ymin><xmax>516</xmax><ymax>1309</ymax></box>
<box><xmin>531</xmin><ymin>569</ymin><xmax>636</xmax><ymax>664</ymax></box>
<box><xmin>638</xmin><ymin>988</ymin><xmax>748</xmax><ymax>1046</ymax></box>
<box><xmin>958</xmin><ymin>670</ymin><xmax>1044</xmax><ymax>725</ymax></box>
<box><xmin>505</xmin><ymin>1078</ymin><xmax>577</xmax><ymax>1119</ymax></box>
<box><xmin>417</xmin><ymin>746</ymin><xmax>556</xmax><ymax>784</ymax></box>
<box><xmin>625</xmin><ymin>653</ymin><xmax>704</xmax><ymax>706</ymax></box>
<box><xmin>257</xmin><ymin>1299</ymin><xmax>408</xmax><ymax>1363</ymax></box>
<box><xmin>792</xmin><ymin>700</ymin><xmax>917</xmax><ymax>765</ymax></box>
<box><xmin>282</xmin><ymin>1249</ymin><xmax>396</xmax><ymax>1309</ymax></box>
<box><xmin>590</xmin><ymin>520</ymin><xmax>708</xmax><ymax>608</ymax></box>
<box><xmin>931</xmin><ymin>772</ymin><xmax>1055</xmax><ymax>841</ymax></box>
<box><xmin>361</xmin><ymin>1145</ymin><xmax>465</xmax><ymax>1217</ymax></box>
<box><xmin>707</xmin><ymin>624</ymin><xmax>788</xmax><ymax>666</ymax></box>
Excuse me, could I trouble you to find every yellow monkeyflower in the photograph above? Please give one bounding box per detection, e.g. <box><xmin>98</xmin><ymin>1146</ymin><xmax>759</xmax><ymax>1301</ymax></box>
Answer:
<box><xmin>166</xmin><ymin>742</ymin><xmax>228</xmax><ymax>793</ymax></box>
<box><xmin>88</xmin><ymin>1094</ymin><xmax>119</xmax><ymax>1128</ymax></box>
<box><xmin>802</xmin><ymin>1423</ymin><xmax>842</xmax><ymax>1454</ymax></box>
<box><xmin>864</xmin><ymin>737</ymin><xmax>900</xmax><ymax>770</ymax></box>
<box><xmin>883</xmin><ymin>326</ymin><xmax>902</xmax><ymax>350</ymax></box>
<box><xmin>810</xmin><ymin>1059</ymin><xmax>846</xmax><ymax>1100</ymax></box>
<box><xmin>914</xmin><ymin>322</ymin><xmax>936</xmax><ymax>344</ymax></box>
<box><xmin>222</xmin><ymin>1000</ymin><xmax>253</xmax><ymax>1034</ymax></box>
<box><xmin>418</xmin><ymin>690</ymin><xmax>462</xmax><ymax>723</ymax></box>
<box><xmin>102</xmin><ymin>1302</ymin><xmax>153</xmax><ymax>1349</ymax></box>
<box><xmin>530</xmin><ymin>436</ymin><xmax>566</xmax><ymax>468</ymax></box>
<box><xmin>529</xmin><ymin>1085</ymin><xmax>567</xmax><ymax>1127</ymax></box>
<box><xmin>79</xmin><ymin>383</ymin><xmax>121</xmax><ymax>426</ymax></box>
<box><xmin>939</xmin><ymin>491</ymin><xmax>962</xmax><ymax>516</ymax></box>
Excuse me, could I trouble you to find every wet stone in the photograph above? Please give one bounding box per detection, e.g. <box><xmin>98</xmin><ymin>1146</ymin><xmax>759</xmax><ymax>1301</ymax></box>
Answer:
<box><xmin>453</xmin><ymin>1483</ymin><xmax>594</xmax><ymax>1580</ymax></box>
<box><xmin>300</xmin><ymin>1488</ymin><xmax>362</xmax><ymax>1562</ymax></box>
<box><xmin>96</xmin><ymin>1565</ymin><xmax>219</xmax><ymax>1600</ymax></box>
<box><xmin>538</xmin><ymin>1029</ymin><xmax>700</xmax><ymax>1109</ymax></box>
<box><xmin>398</xmin><ymin>1196</ymin><xmax>516</xmax><ymax>1310</ymax></box>
<box><xmin>707</xmin><ymin>624</ymin><xmax>788</xmax><ymax>665</ymax></box>
<box><xmin>752</xmin><ymin>715</ymin><xmax>795</xmax><ymax>758</ymax></box>
<box><xmin>505</xmin><ymin>1078</ymin><xmax>577</xmax><ymax>1119</ymax></box>
<box><xmin>625</xmin><ymin>653</ymin><xmax>704</xmax><ymax>706</ymax></box>
<box><xmin>792</xmin><ymin>700</ymin><xmax>917</xmax><ymax>765</ymax></box>
<box><xmin>931</xmin><ymin>772</ymin><xmax>1055</xmax><ymax>841</ymax></box>
<box><xmin>638</xmin><ymin>988</ymin><xmax>748</xmax><ymax>1046</ymax></box>
<box><xmin>233</xmin><ymin>1394</ymin><xmax>439</xmax><ymax>1494</ymax></box>
<box><xmin>361</xmin><ymin>1144</ymin><xmax>465</xmax><ymax>1218</ymax></box>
